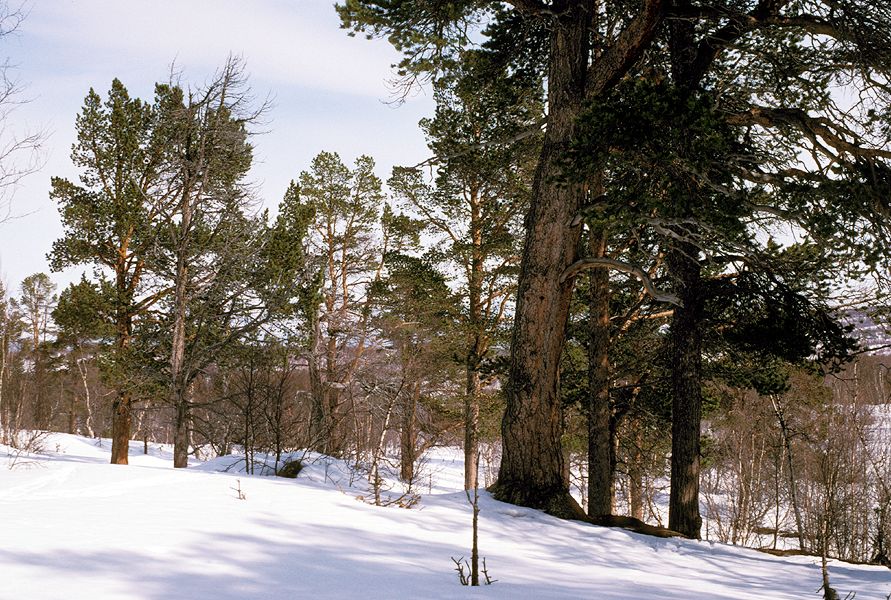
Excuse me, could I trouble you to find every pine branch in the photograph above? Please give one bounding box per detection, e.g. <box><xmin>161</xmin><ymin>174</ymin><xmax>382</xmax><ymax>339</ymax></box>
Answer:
<box><xmin>560</xmin><ymin>256</ymin><xmax>681</xmax><ymax>306</ymax></box>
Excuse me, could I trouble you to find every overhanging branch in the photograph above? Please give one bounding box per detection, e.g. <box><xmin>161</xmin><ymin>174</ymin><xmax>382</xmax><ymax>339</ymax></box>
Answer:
<box><xmin>560</xmin><ymin>257</ymin><xmax>682</xmax><ymax>306</ymax></box>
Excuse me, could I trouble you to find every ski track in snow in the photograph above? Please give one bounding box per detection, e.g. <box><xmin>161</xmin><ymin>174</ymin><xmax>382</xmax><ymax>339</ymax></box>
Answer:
<box><xmin>1</xmin><ymin>433</ymin><xmax>890</xmax><ymax>600</ymax></box>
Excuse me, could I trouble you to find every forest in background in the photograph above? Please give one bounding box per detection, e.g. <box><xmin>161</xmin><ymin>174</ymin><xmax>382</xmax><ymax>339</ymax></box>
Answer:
<box><xmin>1</xmin><ymin>2</ymin><xmax>891</xmax><ymax>594</ymax></box>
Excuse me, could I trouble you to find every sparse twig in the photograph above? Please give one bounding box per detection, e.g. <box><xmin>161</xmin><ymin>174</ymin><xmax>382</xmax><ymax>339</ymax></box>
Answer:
<box><xmin>231</xmin><ymin>479</ymin><xmax>247</xmax><ymax>500</ymax></box>
<box><xmin>451</xmin><ymin>556</ymin><xmax>470</xmax><ymax>586</ymax></box>
<box><xmin>481</xmin><ymin>557</ymin><xmax>497</xmax><ymax>585</ymax></box>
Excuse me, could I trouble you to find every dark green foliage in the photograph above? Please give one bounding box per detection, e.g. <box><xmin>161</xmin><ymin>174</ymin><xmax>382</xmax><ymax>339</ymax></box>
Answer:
<box><xmin>337</xmin><ymin>0</ymin><xmax>489</xmax><ymax>80</ymax></box>
<box><xmin>49</xmin><ymin>79</ymin><xmax>163</xmax><ymax>280</ymax></box>
<box><xmin>569</xmin><ymin>79</ymin><xmax>750</xmax><ymax>228</ymax></box>
<box><xmin>276</xmin><ymin>459</ymin><xmax>304</xmax><ymax>479</ymax></box>
<box><xmin>53</xmin><ymin>277</ymin><xmax>115</xmax><ymax>344</ymax></box>
<box><xmin>261</xmin><ymin>181</ymin><xmax>317</xmax><ymax>320</ymax></box>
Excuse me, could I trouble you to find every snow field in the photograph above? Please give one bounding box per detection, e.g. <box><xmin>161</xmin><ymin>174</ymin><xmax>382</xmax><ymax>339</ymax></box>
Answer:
<box><xmin>1</xmin><ymin>433</ymin><xmax>890</xmax><ymax>599</ymax></box>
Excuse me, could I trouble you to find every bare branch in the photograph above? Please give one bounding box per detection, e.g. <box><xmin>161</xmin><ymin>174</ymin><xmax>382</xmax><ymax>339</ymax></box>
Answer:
<box><xmin>727</xmin><ymin>106</ymin><xmax>891</xmax><ymax>161</ymax></box>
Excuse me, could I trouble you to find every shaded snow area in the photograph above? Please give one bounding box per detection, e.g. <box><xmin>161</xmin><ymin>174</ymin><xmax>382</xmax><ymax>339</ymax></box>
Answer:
<box><xmin>2</xmin><ymin>434</ymin><xmax>891</xmax><ymax>599</ymax></box>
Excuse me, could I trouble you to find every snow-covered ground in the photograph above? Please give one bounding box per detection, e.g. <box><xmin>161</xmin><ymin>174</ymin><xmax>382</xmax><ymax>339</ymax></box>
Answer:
<box><xmin>2</xmin><ymin>433</ymin><xmax>890</xmax><ymax>599</ymax></box>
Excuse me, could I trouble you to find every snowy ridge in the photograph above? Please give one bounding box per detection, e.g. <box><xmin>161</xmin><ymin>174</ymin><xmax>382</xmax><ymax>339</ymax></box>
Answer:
<box><xmin>1</xmin><ymin>433</ymin><xmax>890</xmax><ymax>599</ymax></box>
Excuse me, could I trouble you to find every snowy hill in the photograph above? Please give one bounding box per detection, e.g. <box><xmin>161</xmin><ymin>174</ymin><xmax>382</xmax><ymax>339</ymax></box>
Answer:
<box><xmin>2</xmin><ymin>434</ymin><xmax>890</xmax><ymax>600</ymax></box>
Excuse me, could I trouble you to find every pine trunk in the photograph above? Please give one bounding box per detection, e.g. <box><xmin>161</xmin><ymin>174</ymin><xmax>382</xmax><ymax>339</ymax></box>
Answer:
<box><xmin>110</xmin><ymin>391</ymin><xmax>131</xmax><ymax>464</ymax></box>
<box><xmin>308</xmin><ymin>304</ymin><xmax>326</xmax><ymax>450</ymax></box>
<box><xmin>325</xmin><ymin>334</ymin><xmax>342</xmax><ymax>455</ymax></box>
<box><xmin>110</xmin><ymin>312</ymin><xmax>133</xmax><ymax>465</ymax></box>
<box><xmin>629</xmin><ymin>414</ymin><xmax>644</xmax><ymax>520</ymax></box>
<box><xmin>400</xmin><ymin>381</ymin><xmax>419</xmax><ymax>483</ymax></box>
<box><xmin>171</xmin><ymin>187</ymin><xmax>192</xmax><ymax>469</ymax></box>
<box><xmin>667</xmin><ymin>243</ymin><xmax>704</xmax><ymax>538</ymax></box>
<box><xmin>587</xmin><ymin>227</ymin><xmax>612</xmax><ymax>517</ymax></box>
<box><xmin>173</xmin><ymin>398</ymin><xmax>189</xmax><ymax>468</ymax></box>
<box><xmin>464</xmin><ymin>191</ymin><xmax>484</xmax><ymax>492</ymax></box>
<box><xmin>493</xmin><ymin>4</ymin><xmax>592</xmax><ymax>519</ymax></box>
<box><xmin>464</xmin><ymin>363</ymin><xmax>481</xmax><ymax>491</ymax></box>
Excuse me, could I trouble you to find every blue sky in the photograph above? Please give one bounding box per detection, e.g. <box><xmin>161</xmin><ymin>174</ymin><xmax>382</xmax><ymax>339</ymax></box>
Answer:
<box><xmin>0</xmin><ymin>0</ymin><xmax>433</xmax><ymax>291</ymax></box>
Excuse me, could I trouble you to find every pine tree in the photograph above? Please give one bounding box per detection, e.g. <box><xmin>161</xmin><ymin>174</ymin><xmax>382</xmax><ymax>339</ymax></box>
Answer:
<box><xmin>18</xmin><ymin>273</ymin><xmax>56</xmax><ymax>429</ymax></box>
<box><xmin>339</xmin><ymin>0</ymin><xmax>666</xmax><ymax>517</ymax></box>
<box><xmin>49</xmin><ymin>79</ymin><xmax>173</xmax><ymax>464</ymax></box>
<box><xmin>298</xmin><ymin>151</ymin><xmax>386</xmax><ymax>454</ymax></box>
<box><xmin>563</xmin><ymin>0</ymin><xmax>891</xmax><ymax>536</ymax></box>
<box><xmin>149</xmin><ymin>59</ymin><xmax>270</xmax><ymax>469</ymax></box>
<box><xmin>389</xmin><ymin>50</ymin><xmax>541</xmax><ymax>491</ymax></box>
<box><xmin>53</xmin><ymin>277</ymin><xmax>114</xmax><ymax>438</ymax></box>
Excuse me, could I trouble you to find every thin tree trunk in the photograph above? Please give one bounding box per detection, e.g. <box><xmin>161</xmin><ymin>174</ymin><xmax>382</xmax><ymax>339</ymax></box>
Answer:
<box><xmin>470</xmin><ymin>469</ymin><xmax>480</xmax><ymax>586</ymax></box>
<box><xmin>629</xmin><ymin>415</ymin><xmax>644</xmax><ymax>520</ymax></box>
<box><xmin>464</xmin><ymin>363</ymin><xmax>481</xmax><ymax>491</ymax></box>
<box><xmin>400</xmin><ymin>381</ymin><xmax>419</xmax><ymax>483</ymax></box>
<box><xmin>771</xmin><ymin>393</ymin><xmax>806</xmax><ymax>550</ymax></box>
<box><xmin>372</xmin><ymin>390</ymin><xmax>398</xmax><ymax>506</ymax></box>
<box><xmin>77</xmin><ymin>357</ymin><xmax>95</xmax><ymax>438</ymax></box>
<box><xmin>308</xmin><ymin>304</ymin><xmax>326</xmax><ymax>450</ymax></box>
<box><xmin>464</xmin><ymin>187</ymin><xmax>485</xmax><ymax>491</ymax></box>
<box><xmin>68</xmin><ymin>381</ymin><xmax>76</xmax><ymax>435</ymax></box>
<box><xmin>0</xmin><ymin>329</ymin><xmax>8</xmax><ymax>445</ymax></box>
<box><xmin>587</xmin><ymin>226</ymin><xmax>612</xmax><ymax>517</ymax></box>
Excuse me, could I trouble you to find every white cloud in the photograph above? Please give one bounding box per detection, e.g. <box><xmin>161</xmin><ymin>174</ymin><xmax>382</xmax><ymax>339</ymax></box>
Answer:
<box><xmin>27</xmin><ymin>0</ymin><xmax>404</xmax><ymax>98</ymax></box>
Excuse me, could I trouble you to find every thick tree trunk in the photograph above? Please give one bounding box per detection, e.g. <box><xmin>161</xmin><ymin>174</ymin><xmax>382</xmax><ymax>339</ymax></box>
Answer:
<box><xmin>110</xmin><ymin>313</ymin><xmax>133</xmax><ymax>465</ymax></box>
<box><xmin>493</xmin><ymin>4</ymin><xmax>592</xmax><ymax>520</ymax></box>
<box><xmin>663</xmin><ymin>1</ymin><xmax>713</xmax><ymax>539</ymax></box>
<box><xmin>110</xmin><ymin>391</ymin><xmax>131</xmax><ymax>464</ymax></box>
<box><xmin>587</xmin><ymin>227</ymin><xmax>612</xmax><ymax>517</ymax></box>
<box><xmin>493</xmin><ymin>0</ymin><xmax>664</xmax><ymax>518</ymax></box>
<box><xmin>173</xmin><ymin>397</ymin><xmax>190</xmax><ymax>468</ymax></box>
<box><xmin>667</xmin><ymin>243</ymin><xmax>704</xmax><ymax>538</ymax></box>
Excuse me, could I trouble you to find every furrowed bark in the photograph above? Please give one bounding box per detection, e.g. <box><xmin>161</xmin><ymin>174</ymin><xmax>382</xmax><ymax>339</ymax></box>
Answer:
<box><xmin>666</xmin><ymin>243</ymin><xmax>704</xmax><ymax>538</ymax></box>
<box><xmin>110</xmin><ymin>310</ymin><xmax>133</xmax><ymax>465</ymax></box>
<box><xmin>493</xmin><ymin>1</ymin><xmax>593</xmax><ymax>520</ymax></box>
<box><xmin>495</xmin><ymin>0</ymin><xmax>665</xmax><ymax>519</ymax></box>
<box><xmin>587</xmin><ymin>227</ymin><xmax>613</xmax><ymax>517</ymax></box>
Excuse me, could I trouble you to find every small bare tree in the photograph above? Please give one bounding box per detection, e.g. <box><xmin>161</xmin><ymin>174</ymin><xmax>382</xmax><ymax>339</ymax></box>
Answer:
<box><xmin>0</xmin><ymin>1</ymin><xmax>44</xmax><ymax>223</ymax></box>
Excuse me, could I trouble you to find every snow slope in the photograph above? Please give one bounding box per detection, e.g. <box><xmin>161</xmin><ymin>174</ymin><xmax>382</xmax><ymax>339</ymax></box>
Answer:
<box><xmin>2</xmin><ymin>434</ymin><xmax>890</xmax><ymax>600</ymax></box>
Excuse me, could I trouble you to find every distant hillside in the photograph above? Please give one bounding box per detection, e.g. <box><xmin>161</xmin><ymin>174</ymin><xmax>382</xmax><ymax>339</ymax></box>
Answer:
<box><xmin>844</xmin><ymin>309</ymin><xmax>891</xmax><ymax>354</ymax></box>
